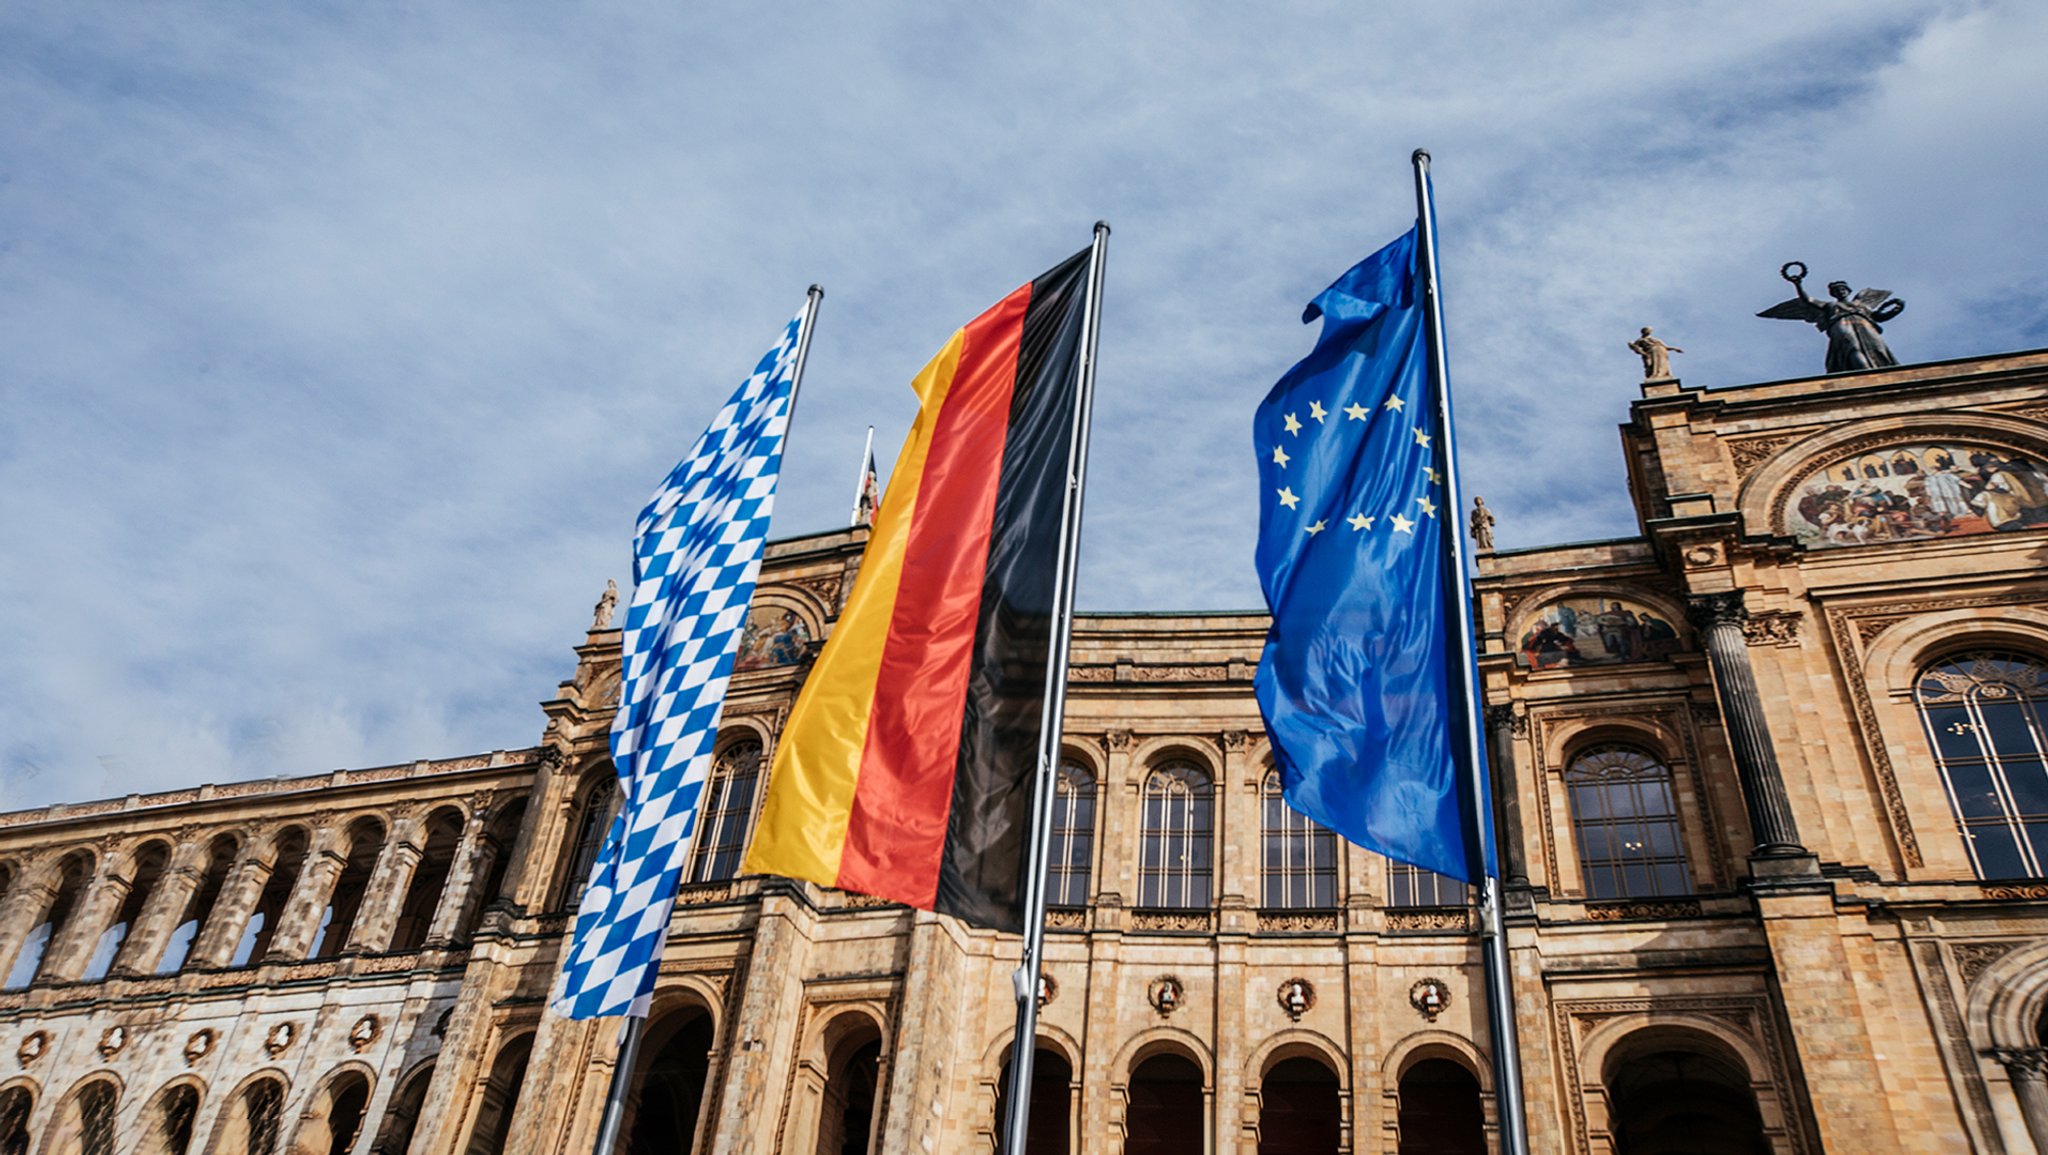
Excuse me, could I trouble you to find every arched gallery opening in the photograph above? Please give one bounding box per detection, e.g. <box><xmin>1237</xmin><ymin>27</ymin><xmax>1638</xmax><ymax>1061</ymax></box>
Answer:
<box><xmin>625</xmin><ymin>1008</ymin><xmax>716</xmax><ymax>1154</ymax></box>
<box><xmin>991</xmin><ymin>1044</ymin><xmax>1074</xmax><ymax>1155</ymax></box>
<box><xmin>210</xmin><ymin>1076</ymin><xmax>288</xmax><ymax>1155</ymax></box>
<box><xmin>1396</xmin><ymin>1058</ymin><xmax>1485</xmax><ymax>1155</ymax></box>
<box><xmin>1258</xmin><ymin>1056</ymin><xmax>1341</xmax><ymax>1154</ymax></box>
<box><xmin>0</xmin><ymin>1085</ymin><xmax>30</xmax><ymax>1155</ymax></box>
<box><xmin>371</xmin><ymin>1064</ymin><xmax>434</xmax><ymax>1155</ymax></box>
<box><xmin>1604</xmin><ymin>1041</ymin><xmax>1769</xmax><ymax>1155</ymax></box>
<box><xmin>815</xmin><ymin>1025</ymin><xmax>883</xmax><ymax>1155</ymax></box>
<box><xmin>1123</xmin><ymin>1051</ymin><xmax>1205</xmax><ymax>1154</ymax></box>
<box><xmin>135</xmin><ymin>1081</ymin><xmax>202</xmax><ymax>1155</ymax></box>
<box><xmin>288</xmin><ymin>1070</ymin><xmax>372</xmax><ymax>1155</ymax></box>
<box><xmin>465</xmin><ymin>1034</ymin><xmax>535</xmax><ymax>1155</ymax></box>
<box><xmin>45</xmin><ymin>1077</ymin><xmax>118</xmax><ymax>1155</ymax></box>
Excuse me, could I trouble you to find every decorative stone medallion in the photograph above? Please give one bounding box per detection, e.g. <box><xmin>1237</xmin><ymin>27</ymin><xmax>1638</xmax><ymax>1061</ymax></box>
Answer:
<box><xmin>1277</xmin><ymin>978</ymin><xmax>1315</xmax><ymax>1021</ymax></box>
<box><xmin>184</xmin><ymin>1029</ymin><xmax>214</xmax><ymax>1065</ymax></box>
<box><xmin>1147</xmin><ymin>976</ymin><xmax>1185</xmax><ymax>1016</ymax></box>
<box><xmin>263</xmin><ymin>1022</ymin><xmax>296</xmax><ymax>1056</ymax></box>
<box><xmin>349</xmin><ymin>1015</ymin><xmax>382</xmax><ymax>1052</ymax></box>
<box><xmin>1036</xmin><ymin>975</ymin><xmax>1057</xmax><ymax>1010</ymax></box>
<box><xmin>15</xmin><ymin>1031</ymin><xmax>48</xmax><ymax>1068</ymax></box>
<box><xmin>1410</xmin><ymin>978</ymin><xmax>1452</xmax><ymax>1022</ymax></box>
<box><xmin>96</xmin><ymin>1026</ymin><xmax>126</xmax><ymax>1059</ymax></box>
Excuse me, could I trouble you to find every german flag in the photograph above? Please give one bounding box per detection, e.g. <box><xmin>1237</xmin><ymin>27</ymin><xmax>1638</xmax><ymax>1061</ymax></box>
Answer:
<box><xmin>743</xmin><ymin>248</ymin><xmax>1093</xmax><ymax>932</ymax></box>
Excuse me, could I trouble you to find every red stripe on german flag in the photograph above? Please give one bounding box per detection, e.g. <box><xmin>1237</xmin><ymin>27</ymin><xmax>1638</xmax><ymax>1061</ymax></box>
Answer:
<box><xmin>743</xmin><ymin>249</ymin><xmax>1092</xmax><ymax>931</ymax></box>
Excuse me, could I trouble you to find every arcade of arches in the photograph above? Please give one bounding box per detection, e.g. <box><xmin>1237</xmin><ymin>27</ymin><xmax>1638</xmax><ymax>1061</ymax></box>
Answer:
<box><xmin>0</xmin><ymin>349</ymin><xmax>2046</xmax><ymax>1152</ymax></box>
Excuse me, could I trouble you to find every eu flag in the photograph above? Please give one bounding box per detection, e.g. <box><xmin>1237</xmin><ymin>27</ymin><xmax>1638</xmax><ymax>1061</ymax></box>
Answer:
<box><xmin>1252</xmin><ymin>226</ymin><xmax>1486</xmax><ymax>882</ymax></box>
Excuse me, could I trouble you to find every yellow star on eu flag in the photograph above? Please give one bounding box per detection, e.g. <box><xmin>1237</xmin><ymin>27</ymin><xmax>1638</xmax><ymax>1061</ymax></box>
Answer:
<box><xmin>1277</xmin><ymin>486</ymin><xmax>1300</xmax><ymax>509</ymax></box>
<box><xmin>1305</xmin><ymin>519</ymin><xmax>1326</xmax><ymax>535</ymax></box>
<box><xmin>1283</xmin><ymin>412</ymin><xmax>1303</xmax><ymax>435</ymax></box>
<box><xmin>1417</xmin><ymin>495</ymin><xmax>1437</xmax><ymax>517</ymax></box>
<box><xmin>1384</xmin><ymin>395</ymin><xmax>1405</xmax><ymax>412</ymax></box>
<box><xmin>1391</xmin><ymin>513</ymin><xmax>1416</xmax><ymax>534</ymax></box>
<box><xmin>1347</xmin><ymin>513</ymin><xmax>1373</xmax><ymax>531</ymax></box>
<box><xmin>1272</xmin><ymin>446</ymin><xmax>1290</xmax><ymax>467</ymax></box>
<box><xmin>1345</xmin><ymin>403</ymin><xmax>1368</xmax><ymax>421</ymax></box>
<box><xmin>1308</xmin><ymin>401</ymin><xmax>1327</xmax><ymax>424</ymax></box>
<box><xmin>1412</xmin><ymin>428</ymin><xmax>1431</xmax><ymax>448</ymax></box>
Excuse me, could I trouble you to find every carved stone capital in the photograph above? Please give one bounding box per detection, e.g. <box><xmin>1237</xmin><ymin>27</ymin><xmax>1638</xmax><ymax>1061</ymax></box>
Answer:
<box><xmin>1484</xmin><ymin>704</ymin><xmax>1527</xmax><ymax>736</ymax></box>
<box><xmin>1686</xmin><ymin>591</ymin><xmax>1748</xmax><ymax>630</ymax></box>
<box><xmin>1220</xmin><ymin>730</ymin><xmax>1251</xmax><ymax>754</ymax></box>
<box><xmin>1993</xmin><ymin>1046</ymin><xmax>2048</xmax><ymax>1080</ymax></box>
<box><xmin>1103</xmin><ymin>729</ymin><xmax>1135</xmax><ymax>753</ymax></box>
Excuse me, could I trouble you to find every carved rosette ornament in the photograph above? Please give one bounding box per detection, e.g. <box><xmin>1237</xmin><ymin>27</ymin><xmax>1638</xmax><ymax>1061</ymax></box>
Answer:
<box><xmin>96</xmin><ymin>1026</ymin><xmax>126</xmax><ymax>1059</ymax></box>
<box><xmin>1277</xmin><ymin>978</ymin><xmax>1315</xmax><ymax>1021</ymax></box>
<box><xmin>15</xmin><ymin>1031</ymin><xmax>48</xmax><ymax>1068</ymax></box>
<box><xmin>1410</xmin><ymin>978</ymin><xmax>1452</xmax><ymax>1022</ymax></box>
<box><xmin>1148</xmin><ymin>976</ymin><xmax>1185</xmax><ymax>1016</ymax></box>
<box><xmin>263</xmin><ymin>1022</ymin><xmax>296</xmax><ymax>1057</ymax></box>
<box><xmin>350</xmin><ymin>1015</ymin><xmax>382</xmax><ymax>1052</ymax></box>
<box><xmin>184</xmin><ymin>1029</ymin><xmax>214</xmax><ymax>1065</ymax></box>
<box><xmin>1036</xmin><ymin>975</ymin><xmax>1056</xmax><ymax>1010</ymax></box>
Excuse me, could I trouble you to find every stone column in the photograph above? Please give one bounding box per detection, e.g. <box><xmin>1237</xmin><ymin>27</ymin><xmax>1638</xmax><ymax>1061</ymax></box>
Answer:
<box><xmin>423</xmin><ymin>805</ymin><xmax>496</xmax><ymax>947</ymax></box>
<box><xmin>1482</xmin><ymin>704</ymin><xmax>1530</xmax><ymax>891</ymax></box>
<box><xmin>263</xmin><ymin>835</ymin><xmax>347</xmax><ymax>962</ymax></box>
<box><xmin>345</xmin><ymin>818</ymin><xmax>424</xmax><ymax>954</ymax></box>
<box><xmin>112</xmin><ymin>850</ymin><xmax>203</xmax><ymax>977</ymax></box>
<box><xmin>1996</xmin><ymin>1048</ymin><xmax>2048</xmax><ymax>1154</ymax></box>
<box><xmin>0</xmin><ymin>866</ymin><xmax>56</xmax><ymax>984</ymax></box>
<box><xmin>187</xmin><ymin>851</ymin><xmax>273</xmax><ymax>968</ymax></box>
<box><xmin>39</xmin><ymin>862</ymin><xmax>128</xmax><ymax>984</ymax></box>
<box><xmin>1685</xmin><ymin>592</ymin><xmax>1808</xmax><ymax>861</ymax></box>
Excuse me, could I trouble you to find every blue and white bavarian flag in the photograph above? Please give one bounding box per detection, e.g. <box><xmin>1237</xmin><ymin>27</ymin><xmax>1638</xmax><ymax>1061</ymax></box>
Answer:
<box><xmin>1252</xmin><ymin>227</ymin><xmax>1488</xmax><ymax>883</ymax></box>
<box><xmin>554</xmin><ymin>304</ymin><xmax>809</xmax><ymax>1019</ymax></box>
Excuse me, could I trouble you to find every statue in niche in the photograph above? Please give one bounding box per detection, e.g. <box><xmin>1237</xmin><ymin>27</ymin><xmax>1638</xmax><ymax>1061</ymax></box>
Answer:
<box><xmin>1757</xmin><ymin>261</ymin><xmax>1904</xmax><ymax>373</ymax></box>
<box><xmin>1628</xmin><ymin>327</ymin><xmax>1683</xmax><ymax>381</ymax></box>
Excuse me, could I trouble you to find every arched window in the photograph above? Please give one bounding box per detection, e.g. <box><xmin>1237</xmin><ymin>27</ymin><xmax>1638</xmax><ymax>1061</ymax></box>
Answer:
<box><xmin>372</xmin><ymin>1064</ymin><xmax>434</xmax><ymax>1155</ymax></box>
<box><xmin>459</xmin><ymin>797</ymin><xmax>530</xmax><ymax>942</ymax></box>
<box><xmin>160</xmin><ymin>836</ymin><xmax>236</xmax><ymax>974</ymax></box>
<box><xmin>311</xmin><ymin>819</ymin><xmax>386</xmax><ymax>959</ymax></box>
<box><xmin>1260</xmin><ymin>1057</ymin><xmax>1340</xmax><ymax>1154</ymax></box>
<box><xmin>465</xmin><ymin>1035</ymin><xmax>534</xmax><ymax>1155</ymax></box>
<box><xmin>0</xmin><ymin>1084</ymin><xmax>33</xmax><ymax>1155</ymax></box>
<box><xmin>135</xmin><ymin>1082</ymin><xmax>201</xmax><ymax>1155</ymax></box>
<box><xmin>392</xmin><ymin>809</ymin><xmax>464</xmax><ymax>952</ymax></box>
<box><xmin>1125</xmin><ymin>1053</ymin><xmax>1204</xmax><ymax>1153</ymax></box>
<box><xmin>291</xmin><ymin>1071</ymin><xmax>371</xmax><ymax>1155</ymax></box>
<box><xmin>1916</xmin><ymin>652</ymin><xmax>2048</xmax><ymax>878</ymax></box>
<box><xmin>993</xmin><ymin>1044</ymin><xmax>1073</xmax><ymax>1155</ymax></box>
<box><xmin>1260</xmin><ymin>771</ymin><xmax>1336</xmax><ymax>909</ymax></box>
<box><xmin>1605</xmin><ymin>1044</ymin><xmax>1767</xmax><ymax>1153</ymax></box>
<box><xmin>814</xmin><ymin>1026</ymin><xmax>882</xmax><ymax>1155</ymax></box>
<box><xmin>622</xmin><ymin>1008</ymin><xmax>715</xmax><ymax>1154</ymax></box>
<box><xmin>1139</xmin><ymin>761</ymin><xmax>1213</xmax><ymax>909</ymax></box>
<box><xmin>560</xmin><ymin>777</ymin><xmax>620</xmax><ymax>911</ymax></box>
<box><xmin>1396</xmin><ymin>1059</ymin><xmax>1484</xmax><ymax>1154</ymax></box>
<box><xmin>232</xmin><ymin>829</ymin><xmax>308</xmax><ymax>967</ymax></box>
<box><xmin>48</xmin><ymin>1077</ymin><xmax>119</xmax><ymax>1155</ymax></box>
<box><xmin>87</xmin><ymin>841</ymin><xmax>170</xmax><ymax>979</ymax></box>
<box><xmin>210</xmin><ymin>1077</ymin><xmax>286</xmax><ymax>1155</ymax></box>
<box><xmin>685</xmin><ymin>739</ymin><xmax>763</xmax><ymax>884</ymax></box>
<box><xmin>5</xmin><ymin>850</ymin><xmax>92</xmax><ymax>989</ymax></box>
<box><xmin>1047</xmin><ymin>762</ymin><xmax>1096</xmax><ymax>909</ymax></box>
<box><xmin>1565</xmin><ymin>745</ymin><xmax>1692</xmax><ymax>900</ymax></box>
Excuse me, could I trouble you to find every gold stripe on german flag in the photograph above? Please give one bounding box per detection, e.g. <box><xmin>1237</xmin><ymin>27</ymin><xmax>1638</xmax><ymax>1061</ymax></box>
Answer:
<box><xmin>742</xmin><ymin>248</ymin><xmax>1092</xmax><ymax>932</ymax></box>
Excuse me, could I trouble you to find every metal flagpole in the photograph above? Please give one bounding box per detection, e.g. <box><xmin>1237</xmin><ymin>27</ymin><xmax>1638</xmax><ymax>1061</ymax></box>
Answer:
<box><xmin>1411</xmin><ymin>150</ymin><xmax>1532</xmax><ymax>1155</ymax></box>
<box><xmin>1000</xmin><ymin>222</ymin><xmax>1110</xmax><ymax>1155</ymax></box>
<box><xmin>850</xmin><ymin>424</ymin><xmax>876</xmax><ymax>526</ymax></box>
<box><xmin>588</xmin><ymin>283</ymin><xmax>825</xmax><ymax>1155</ymax></box>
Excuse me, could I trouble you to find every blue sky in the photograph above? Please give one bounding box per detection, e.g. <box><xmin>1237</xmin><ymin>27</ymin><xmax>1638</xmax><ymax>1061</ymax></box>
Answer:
<box><xmin>4</xmin><ymin>2</ymin><xmax>2045</xmax><ymax>806</ymax></box>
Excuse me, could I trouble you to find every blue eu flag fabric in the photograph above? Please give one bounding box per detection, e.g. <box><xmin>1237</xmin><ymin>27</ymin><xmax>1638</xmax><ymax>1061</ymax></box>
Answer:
<box><xmin>1252</xmin><ymin>226</ymin><xmax>1487</xmax><ymax>882</ymax></box>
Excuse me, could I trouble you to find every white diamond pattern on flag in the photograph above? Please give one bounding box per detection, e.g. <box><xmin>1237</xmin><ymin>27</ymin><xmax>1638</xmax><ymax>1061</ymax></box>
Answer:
<box><xmin>552</xmin><ymin>305</ymin><xmax>806</xmax><ymax>1020</ymax></box>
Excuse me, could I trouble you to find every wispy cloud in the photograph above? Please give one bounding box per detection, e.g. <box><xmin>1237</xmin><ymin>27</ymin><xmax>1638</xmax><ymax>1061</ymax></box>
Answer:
<box><xmin>2</xmin><ymin>1</ymin><xmax>2042</xmax><ymax>805</ymax></box>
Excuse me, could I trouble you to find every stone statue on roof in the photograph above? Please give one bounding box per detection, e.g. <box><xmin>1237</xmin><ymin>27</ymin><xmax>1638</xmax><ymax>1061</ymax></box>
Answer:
<box><xmin>1758</xmin><ymin>261</ymin><xmax>1904</xmax><ymax>373</ymax></box>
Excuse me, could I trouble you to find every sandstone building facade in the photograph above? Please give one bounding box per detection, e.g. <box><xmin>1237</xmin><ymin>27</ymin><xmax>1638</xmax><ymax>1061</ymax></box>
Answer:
<box><xmin>1</xmin><ymin>350</ymin><xmax>2047</xmax><ymax>1153</ymax></box>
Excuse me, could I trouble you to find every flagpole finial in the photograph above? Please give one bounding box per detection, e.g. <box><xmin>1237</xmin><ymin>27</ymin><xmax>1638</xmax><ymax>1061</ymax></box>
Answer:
<box><xmin>1093</xmin><ymin>220</ymin><xmax>1111</xmax><ymax>237</ymax></box>
<box><xmin>1412</xmin><ymin>148</ymin><xmax>1431</xmax><ymax>166</ymax></box>
<box><xmin>808</xmin><ymin>284</ymin><xmax>824</xmax><ymax>298</ymax></box>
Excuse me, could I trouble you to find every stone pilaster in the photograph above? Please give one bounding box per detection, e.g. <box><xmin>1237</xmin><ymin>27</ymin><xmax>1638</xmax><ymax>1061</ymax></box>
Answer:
<box><xmin>1995</xmin><ymin>1048</ymin><xmax>2048</xmax><ymax>1154</ymax></box>
<box><xmin>423</xmin><ymin>804</ymin><xmax>495</xmax><ymax>947</ymax></box>
<box><xmin>1755</xmin><ymin>890</ymin><xmax>1902</xmax><ymax>1151</ymax></box>
<box><xmin>707</xmin><ymin>882</ymin><xmax>819</xmax><ymax>1155</ymax></box>
<box><xmin>112</xmin><ymin>853</ymin><xmax>201</xmax><ymax>977</ymax></box>
<box><xmin>39</xmin><ymin>863</ymin><xmax>127</xmax><ymax>984</ymax></box>
<box><xmin>0</xmin><ymin>863</ymin><xmax>53</xmax><ymax>984</ymax></box>
<box><xmin>263</xmin><ymin>832</ymin><xmax>347</xmax><ymax>962</ymax></box>
<box><xmin>186</xmin><ymin>850</ymin><xmax>272</xmax><ymax>969</ymax></box>
<box><xmin>346</xmin><ymin>815</ymin><xmax>424</xmax><ymax>954</ymax></box>
<box><xmin>1685</xmin><ymin>592</ymin><xmax>1812</xmax><ymax>869</ymax></box>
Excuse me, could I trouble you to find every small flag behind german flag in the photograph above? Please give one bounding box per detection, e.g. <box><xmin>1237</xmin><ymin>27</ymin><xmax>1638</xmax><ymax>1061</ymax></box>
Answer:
<box><xmin>743</xmin><ymin>248</ymin><xmax>1092</xmax><ymax>932</ymax></box>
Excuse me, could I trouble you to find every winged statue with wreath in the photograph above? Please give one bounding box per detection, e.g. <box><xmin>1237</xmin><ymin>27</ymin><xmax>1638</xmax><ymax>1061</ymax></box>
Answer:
<box><xmin>1757</xmin><ymin>260</ymin><xmax>1905</xmax><ymax>373</ymax></box>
